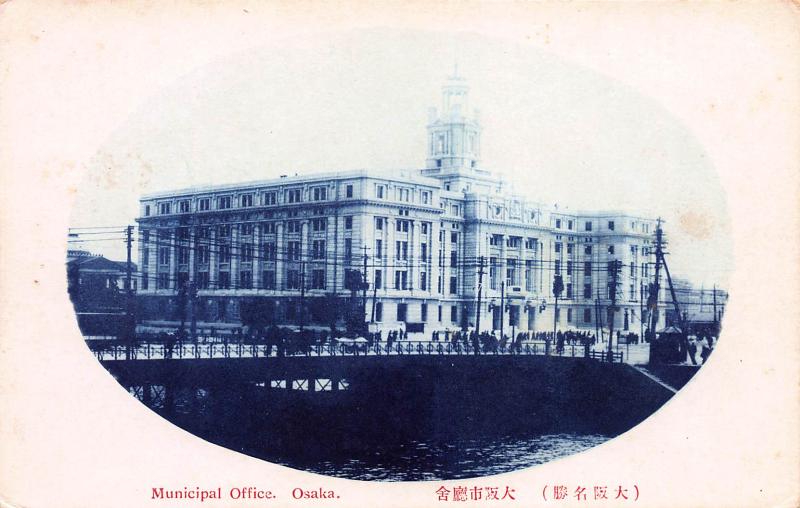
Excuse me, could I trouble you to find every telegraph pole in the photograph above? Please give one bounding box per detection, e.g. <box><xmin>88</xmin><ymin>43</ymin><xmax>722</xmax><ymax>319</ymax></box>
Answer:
<box><xmin>475</xmin><ymin>256</ymin><xmax>485</xmax><ymax>336</ymax></box>
<box><xmin>500</xmin><ymin>281</ymin><xmax>505</xmax><ymax>340</ymax></box>
<box><xmin>299</xmin><ymin>261</ymin><xmax>306</xmax><ymax>331</ymax></box>
<box><xmin>362</xmin><ymin>246</ymin><xmax>368</xmax><ymax>333</ymax></box>
<box><xmin>124</xmin><ymin>225</ymin><xmax>134</xmax><ymax>360</ymax></box>
<box><xmin>371</xmin><ymin>273</ymin><xmax>378</xmax><ymax>323</ymax></box>
<box><xmin>607</xmin><ymin>259</ymin><xmax>621</xmax><ymax>362</ymax></box>
<box><xmin>639</xmin><ymin>281</ymin><xmax>644</xmax><ymax>344</ymax></box>
<box><xmin>647</xmin><ymin>218</ymin><xmax>664</xmax><ymax>341</ymax></box>
<box><xmin>594</xmin><ymin>288</ymin><xmax>602</xmax><ymax>345</ymax></box>
<box><xmin>712</xmin><ymin>285</ymin><xmax>718</xmax><ymax>334</ymax></box>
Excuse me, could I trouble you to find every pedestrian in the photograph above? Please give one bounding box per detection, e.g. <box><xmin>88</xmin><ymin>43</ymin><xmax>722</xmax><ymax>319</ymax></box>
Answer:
<box><xmin>687</xmin><ymin>336</ymin><xmax>698</xmax><ymax>365</ymax></box>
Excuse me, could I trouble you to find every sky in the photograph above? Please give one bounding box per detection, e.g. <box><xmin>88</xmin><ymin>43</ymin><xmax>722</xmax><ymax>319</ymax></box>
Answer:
<box><xmin>69</xmin><ymin>29</ymin><xmax>733</xmax><ymax>288</ymax></box>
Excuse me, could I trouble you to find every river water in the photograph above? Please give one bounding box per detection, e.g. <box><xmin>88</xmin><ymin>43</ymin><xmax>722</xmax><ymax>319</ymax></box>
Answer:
<box><xmin>287</xmin><ymin>434</ymin><xmax>610</xmax><ymax>481</ymax></box>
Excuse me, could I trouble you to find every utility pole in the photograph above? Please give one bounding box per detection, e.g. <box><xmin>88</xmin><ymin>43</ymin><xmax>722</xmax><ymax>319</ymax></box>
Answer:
<box><xmin>299</xmin><ymin>260</ymin><xmax>306</xmax><ymax>331</ymax></box>
<box><xmin>476</xmin><ymin>256</ymin><xmax>485</xmax><ymax>336</ymax></box>
<box><xmin>552</xmin><ymin>273</ymin><xmax>564</xmax><ymax>346</ymax></box>
<box><xmin>594</xmin><ymin>288</ymin><xmax>602</xmax><ymax>346</ymax></box>
<box><xmin>607</xmin><ymin>259</ymin><xmax>621</xmax><ymax>362</ymax></box>
<box><xmin>362</xmin><ymin>246</ymin><xmax>368</xmax><ymax>333</ymax></box>
<box><xmin>124</xmin><ymin>225</ymin><xmax>134</xmax><ymax>360</ymax></box>
<box><xmin>639</xmin><ymin>281</ymin><xmax>644</xmax><ymax>344</ymax></box>
<box><xmin>371</xmin><ymin>272</ymin><xmax>378</xmax><ymax>323</ymax></box>
<box><xmin>500</xmin><ymin>281</ymin><xmax>505</xmax><ymax>341</ymax></box>
<box><xmin>189</xmin><ymin>282</ymin><xmax>197</xmax><ymax>341</ymax></box>
<box><xmin>647</xmin><ymin>218</ymin><xmax>664</xmax><ymax>341</ymax></box>
<box><xmin>712</xmin><ymin>285</ymin><xmax>718</xmax><ymax>334</ymax></box>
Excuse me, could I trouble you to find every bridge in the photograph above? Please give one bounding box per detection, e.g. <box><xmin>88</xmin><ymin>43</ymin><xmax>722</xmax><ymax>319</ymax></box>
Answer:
<box><xmin>88</xmin><ymin>339</ymin><xmax>624</xmax><ymax>363</ymax></box>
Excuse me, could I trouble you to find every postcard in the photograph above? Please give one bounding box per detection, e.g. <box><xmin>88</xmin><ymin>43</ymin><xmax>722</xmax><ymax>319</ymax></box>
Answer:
<box><xmin>0</xmin><ymin>2</ymin><xmax>798</xmax><ymax>507</ymax></box>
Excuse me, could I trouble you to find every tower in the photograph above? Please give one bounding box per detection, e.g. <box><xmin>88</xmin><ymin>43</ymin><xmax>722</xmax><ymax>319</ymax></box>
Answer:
<box><xmin>425</xmin><ymin>66</ymin><xmax>482</xmax><ymax>174</ymax></box>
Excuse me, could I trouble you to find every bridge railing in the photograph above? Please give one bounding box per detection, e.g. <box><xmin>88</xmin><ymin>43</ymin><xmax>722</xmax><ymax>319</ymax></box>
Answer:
<box><xmin>87</xmin><ymin>339</ymin><xmax>624</xmax><ymax>363</ymax></box>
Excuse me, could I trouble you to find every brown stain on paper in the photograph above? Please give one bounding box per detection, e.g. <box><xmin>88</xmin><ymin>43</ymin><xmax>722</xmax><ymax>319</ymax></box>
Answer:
<box><xmin>678</xmin><ymin>210</ymin><xmax>714</xmax><ymax>240</ymax></box>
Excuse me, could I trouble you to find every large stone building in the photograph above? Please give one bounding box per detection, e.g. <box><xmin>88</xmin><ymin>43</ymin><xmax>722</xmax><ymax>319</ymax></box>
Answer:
<box><xmin>136</xmin><ymin>71</ymin><xmax>666</xmax><ymax>335</ymax></box>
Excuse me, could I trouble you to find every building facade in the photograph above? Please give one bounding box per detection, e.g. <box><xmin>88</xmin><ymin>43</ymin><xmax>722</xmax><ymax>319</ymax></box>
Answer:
<box><xmin>136</xmin><ymin>72</ymin><xmax>666</xmax><ymax>335</ymax></box>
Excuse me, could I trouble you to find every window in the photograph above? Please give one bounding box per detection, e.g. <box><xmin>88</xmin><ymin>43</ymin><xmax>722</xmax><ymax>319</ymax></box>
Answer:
<box><xmin>554</xmin><ymin>242</ymin><xmax>562</xmax><ymax>253</ymax></box>
<box><xmin>585</xmin><ymin>221</ymin><xmax>593</xmax><ymax>232</ymax></box>
<box><xmin>178</xmin><ymin>200</ymin><xmax>190</xmax><ymax>213</ymax></box>
<box><xmin>396</xmin><ymin>241</ymin><xmax>408</xmax><ymax>260</ymax></box>
<box><xmin>141</xmin><ymin>272</ymin><xmax>149</xmax><ymax>290</ymax></box>
<box><xmin>566</xmin><ymin>283</ymin><xmax>573</xmax><ymax>299</ymax></box>
<box><xmin>312</xmin><ymin>186</ymin><xmax>327</xmax><ymax>201</ymax></box>
<box><xmin>219</xmin><ymin>245</ymin><xmax>231</xmax><ymax>263</ymax></box>
<box><xmin>566</xmin><ymin>261</ymin><xmax>573</xmax><ymax>275</ymax></box>
<box><xmin>158</xmin><ymin>247</ymin><xmax>170</xmax><ymax>265</ymax></box>
<box><xmin>159</xmin><ymin>202</ymin><xmax>171</xmax><ymax>215</ymax></box>
<box><xmin>286</xmin><ymin>189</ymin><xmax>301</xmax><ymax>203</ymax></box>
<box><xmin>195</xmin><ymin>271</ymin><xmax>209</xmax><ymax>289</ymax></box>
<box><xmin>451</xmin><ymin>305</ymin><xmax>458</xmax><ymax>323</ymax></box>
<box><xmin>525</xmin><ymin>260</ymin><xmax>534</xmax><ymax>291</ymax></box>
<box><xmin>374</xmin><ymin>269</ymin><xmax>382</xmax><ymax>289</ymax></box>
<box><xmin>449</xmin><ymin>276</ymin><xmax>457</xmax><ymax>294</ymax></box>
<box><xmin>177</xmin><ymin>227</ymin><xmax>189</xmax><ymax>240</ymax></box>
<box><xmin>240</xmin><ymin>271</ymin><xmax>253</xmax><ymax>289</ymax></box>
<box><xmin>451</xmin><ymin>232</ymin><xmax>458</xmax><ymax>244</ymax></box>
<box><xmin>375</xmin><ymin>239</ymin><xmax>383</xmax><ymax>259</ymax></box>
<box><xmin>608</xmin><ymin>245</ymin><xmax>615</xmax><ymax>255</ymax></box>
<box><xmin>568</xmin><ymin>220</ymin><xmax>573</xmax><ymax>230</ymax></box>
<box><xmin>397</xmin><ymin>188</ymin><xmax>410</xmax><ymax>202</ymax></box>
<box><xmin>584</xmin><ymin>308</ymin><xmax>592</xmax><ymax>323</ymax></box>
<box><xmin>375</xmin><ymin>217</ymin><xmax>384</xmax><ymax>230</ymax></box>
<box><xmin>450</xmin><ymin>250</ymin><xmax>457</xmax><ymax>267</ymax></box>
<box><xmin>506</xmin><ymin>259</ymin><xmax>517</xmax><ymax>286</ymax></box>
<box><xmin>555</xmin><ymin>219</ymin><xmax>561</xmax><ymax>229</ymax></box>
<box><xmin>420</xmin><ymin>272</ymin><xmax>427</xmax><ymax>291</ymax></box>
<box><xmin>394</xmin><ymin>270</ymin><xmax>408</xmax><ymax>290</ymax></box>
<box><xmin>421</xmin><ymin>303</ymin><xmax>428</xmax><ymax>322</ymax></box>
<box><xmin>286</xmin><ymin>270</ymin><xmax>300</xmax><ymax>289</ymax></box>
<box><xmin>451</xmin><ymin>205</ymin><xmax>460</xmax><ymax>216</ymax></box>
<box><xmin>608</xmin><ymin>220</ymin><xmax>615</xmax><ymax>231</ymax></box>
<box><xmin>177</xmin><ymin>247</ymin><xmax>189</xmax><ymax>265</ymax></box>
<box><xmin>263</xmin><ymin>191</ymin><xmax>277</xmax><ymax>205</ymax></box>
<box><xmin>145</xmin><ymin>205</ymin><xmax>151</xmax><ymax>216</ymax></box>
<box><xmin>287</xmin><ymin>241</ymin><xmax>301</xmax><ymax>261</ymax></box>
<box><xmin>198</xmin><ymin>198</ymin><xmax>210</xmax><ymax>211</ymax></box>
<box><xmin>420</xmin><ymin>243</ymin><xmax>428</xmax><ymax>262</ymax></box>
<box><xmin>287</xmin><ymin>220</ymin><xmax>301</xmax><ymax>233</ymax></box>
<box><xmin>262</xmin><ymin>270</ymin><xmax>276</xmax><ymax>290</ymax></box>
<box><xmin>312</xmin><ymin>218</ymin><xmax>326</xmax><ymax>232</ymax></box>
<box><xmin>142</xmin><ymin>248</ymin><xmax>150</xmax><ymax>267</ymax></box>
<box><xmin>421</xmin><ymin>222</ymin><xmax>429</xmax><ymax>235</ymax></box>
<box><xmin>240</xmin><ymin>194</ymin><xmax>253</xmax><ymax>207</ymax></box>
<box><xmin>262</xmin><ymin>242</ymin><xmax>276</xmax><ymax>261</ymax></box>
<box><xmin>218</xmin><ymin>271</ymin><xmax>231</xmax><ymax>289</ymax></box>
<box><xmin>157</xmin><ymin>273</ymin><xmax>169</xmax><ymax>289</ymax></box>
<box><xmin>396</xmin><ymin>219</ymin><xmax>409</xmax><ymax>232</ymax></box>
<box><xmin>397</xmin><ymin>303</ymin><xmax>407</xmax><ymax>322</ymax></box>
<box><xmin>567</xmin><ymin>308</ymin><xmax>573</xmax><ymax>322</ymax></box>
<box><xmin>567</xmin><ymin>244</ymin><xmax>574</xmax><ymax>255</ymax></box>
<box><xmin>312</xmin><ymin>240</ymin><xmax>326</xmax><ymax>259</ymax></box>
<box><xmin>218</xmin><ymin>196</ymin><xmax>231</xmax><ymax>209</ymax></box>
<box><xmin>345</xmin><ymin>216</ymin><xmax>353</xmax><ymax>230</ymax></box>
<box><xmin>525</xmin><ymin>238</ymin><xmax>537</xmax><ymax>250</ymax></box>
<box><xmin>584</xmin><ymin>245</ymin><xmax>592</xmax><ymax>255</ymax></box>
<box><xmin>262</xmin><ymin>222</ymin><xmax>276</xmax><ymax>234</ymax></box>
<box><xmin>311</xmin><ymin>269</ymin><xmax>326</xmax><ymax>289</ymax></box>
<box><xmin>438</xmin><ymin>305</ymin><xmax>443</xmax><ymax>321</ymax></box>
<box><xmin>196</xmin><ymin>246</ymin><xmax>209</xmax><ymax>264</ymax></box>
<box><xmin>421</xmin><ymin>191</ymin><xmax>430</xmax><ymax>205</ymax></box>
<box><xmin>555</xmin><ymin>260</ymin><xmax>561</xmax><ymax>274</ymax></box>
<box><xmin>346</xmin><ymin>184</ymin><xmax>353</xmax><ymax>198</ymax></box>
<box><xmin>344</xmin><ymin>238</ymin><xmax>352</xmax><ymax>260</ymax></box>
<box><xmin>375</xmin><ymin>302</ymin><xmax>383</xmax><ymax>322</ymax></box>
<box><xmin>241</xmin><ymin>224</ymin><xmax>253</xmax><ymax>236</ymax></box>
<box><xmin>376</xmin><ymin>185</ymin><xmax>386</xmax><ymax>199</ymax></box>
